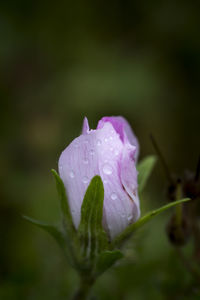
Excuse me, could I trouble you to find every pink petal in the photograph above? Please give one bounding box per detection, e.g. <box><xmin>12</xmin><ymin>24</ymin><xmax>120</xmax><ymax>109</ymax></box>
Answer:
<box><xmin>82</xmin><ymin>117</ymin><xmax>90</xmax><ymax>134</ymax></box>
<box><xmin>97</xmin><ymin>116</ymin><xmax>139</xmax><ymax>161</ymax></box>
<box><xmin>120</xmin><ymin>143</ymin><xmax>140</xmax><ymax>221</ymax></box>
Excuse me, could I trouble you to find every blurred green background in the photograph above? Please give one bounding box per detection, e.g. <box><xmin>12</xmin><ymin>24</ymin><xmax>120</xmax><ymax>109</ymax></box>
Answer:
<box><xmin>1</xmin><ymin>1</ymin><xmax>200</xmax><ymax>299</ymax></box>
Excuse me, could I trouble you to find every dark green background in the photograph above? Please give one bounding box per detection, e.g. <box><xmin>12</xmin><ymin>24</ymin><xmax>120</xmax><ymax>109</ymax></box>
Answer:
<box><xmin>1</xmin><ymin>1</ymin><xmax>200</xmax><ymax>299</ymax></box>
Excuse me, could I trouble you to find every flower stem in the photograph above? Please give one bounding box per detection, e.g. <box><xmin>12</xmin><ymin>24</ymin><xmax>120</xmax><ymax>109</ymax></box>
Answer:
<box><xmin>73</xmin><ymin>275</ymin><xmax>95</xmax><ymax>300</ymax></box>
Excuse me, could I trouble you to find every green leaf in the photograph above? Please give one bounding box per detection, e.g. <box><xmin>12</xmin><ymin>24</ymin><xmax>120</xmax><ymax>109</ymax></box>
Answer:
<box><xmin>23</xmin><ymin>216</ymin><xmax>66</xmax><ymax>252</ymax></box>
<box><xmin>78</xmin><ymin>176</ymin><xmax>109</xmax><ymax>261</ymax></box>
<box><xmin>95</xmin><ymin>250</ymin><xmax>123</xmax><ymax>276</ymax></box>
<box><xmin>137</xmin><ymin>155</ymin><xmax>157</xmax><ymax>193</ymax></box>
<box><xmin>23</xmin><ymin>215</ymin><xmax>80</xmax><ymax>268</ymax></box>
<box><xmin>51</xmin><ymin>169</ymin><xmax>82</xmax><ymax>268</ymax></box>
<box><xmin>113</xmin><ymin>198</ymin><xmax>191</xmax><ymax>247</ymax></box>
<box><xmin>51</xmin><ymin>169</ymin><xmax>76</xmax><ymax>235</ymax></box>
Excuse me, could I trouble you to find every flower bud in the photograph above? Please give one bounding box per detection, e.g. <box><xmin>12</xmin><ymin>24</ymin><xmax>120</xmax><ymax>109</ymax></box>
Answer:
<box><xmin>58</xmin><ymin>116</ymin><xmax>140</xmax><ymax>240</ymax></box>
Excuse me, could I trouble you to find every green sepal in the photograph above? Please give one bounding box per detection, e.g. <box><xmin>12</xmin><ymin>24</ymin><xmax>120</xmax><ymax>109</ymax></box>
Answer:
<box><xmin>113</xmin><ymin>198</ymin><xmax>191</xmax><ymax>247</ymax></box>
<box><xmin>137</xmin><ymin>155</ymin><xmax>157</xmax><ymax>193</ymax></box>
<box><xmin>23</xmin><ymin>215</ymin><xmax>81</xmax><ymax>268</ymax></box>
<box><xmin>23</xmin><ymin>216</ymin><xmax>70</xmax><ymax>259</ymax></box>
<box><xmin>95</xmin><ymin>250</ymin><xmax>123</xmax><ymax>276</ymax></box>
<box><xmin>51</xmin><ymin>169</ymin><xmax>76</xmax><ymax>236</ymax></box>
<box><xmin>23</xmin><ymin>216</ymin><xmax>64</xmax><ymax>246</ymax></box>
<box><xmin>78</xmin><ymin>176</ymin><xmax>109</xmax><ymax>261</ymax></box>
<box><xmin>51</xmin><ymin>169</ymin><xmax>82</xmax><ymax>268</ymax></box>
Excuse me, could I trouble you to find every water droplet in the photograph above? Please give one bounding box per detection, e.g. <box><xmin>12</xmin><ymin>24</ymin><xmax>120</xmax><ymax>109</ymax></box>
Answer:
<box><xmin>82</xmin><ymin>176</ymin><xmax>89</xmax><ymax>184</ymax></box>
<box><xmin>111</xmin><ymin>193</ymin><xmax>117</xmax><ymax>200</ymax></box>
<box><xmin>69</xmin><ymin>171</ymin><xmax>75</xmax><ymax>178</ymax></box>
<box><xmin>109</xmin><ymin>136</ymin><xmax>113</xmax><ymax>141</ymax></box>
<box><xmin>90</xmin><ymin>149</ymin><xmax>95</xmax><ymax>155</ymax></box>
<box><xmin>103</xmin><ymin>179</ymin><xmax>108</xmax><ymax>184</ymax></box>
<box><xmin>97</xmin><ymin>139</ymin><xmax>102</xmax><ymax>146</ymax></box>
<box><xmin>83</xmin><ymin>158</ymin><xmax>89</xmax><ymax>164</ymax></box>
<box><xmin>59</xmin><ymin>165</ymin><xmax>63</xmax><ymax>170</ymax></box>
<box><xmin>114</xmin><ymin>149</ymin><xmax>119</xmax><ymax>156</ymax></box>
<box><xmin>103</xmin><ymin>163</ymin><xmax>112</xmax><ymax>175</ymax></box>
<box><xmin>104</xmin><ymin>138</ymin><xmax>108</xmax><ymax>142</ymax></box>
<box><xmin>110</xmin><ymin>147</ymin><xmax>113</xmax><ymax>151</ymax></box>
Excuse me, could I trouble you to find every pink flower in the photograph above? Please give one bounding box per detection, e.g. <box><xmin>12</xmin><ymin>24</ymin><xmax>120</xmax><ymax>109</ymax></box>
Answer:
<box><xmin>59</xmin><ymin>116</ymin><xmax>140</xmax><ymax>239</ymax></box>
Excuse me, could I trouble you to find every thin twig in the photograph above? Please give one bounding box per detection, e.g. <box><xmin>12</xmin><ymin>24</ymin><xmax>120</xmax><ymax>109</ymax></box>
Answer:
<box><xmin>176</xmin><ymin>247</ymin><xmax>200</xmax><ymax>285</ymax></box>
<box><xmin>150</xmin><ymin>134</ymin><xmax>174</xmax><ymax>185</ymax></box>
<box><xmin>194</xmin><ymin>155</ymin><xmax>200</xmax><ymax>182</ymax></box>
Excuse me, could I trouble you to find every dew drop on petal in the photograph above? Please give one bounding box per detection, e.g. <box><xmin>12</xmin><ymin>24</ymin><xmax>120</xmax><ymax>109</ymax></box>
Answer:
<box><xmin>69</xmin><ymin>171</ymin><xmax>75</xmax><ymax>178</ymax></box>
<box><xmin>83</xmin><ymin>158</ymin><xmax>89</xmax><ymax>164</ymax></box>
<box><xmin>104</xmin><ymin>138</ymin><xmax>108</xmax><ymax>142</ymax></box>
<box><xmin>82</xmin><ymin>176</ymin><xmax>89</xmax><ymax>184</ymax></box>
<box><xmin>111</xmin><ymin>193</ymin><xmax>117</xmax><ymax>200</ymax></box>
<box><xmin>97</xmin><ymin>139</ymin><xmax>102</xmax><ymax>146</ymax></box>
<box><xmin>109</xmin><ymin>136</ymin><xmax>113</xmax><ymax>141</ymax></box>
<box><xmin>114</xmin><ymin>149</ymin><xmax>119</xmax><ymax>156</ymax></box>
<box><xmin>90</xmin><ymin>149</ymin><xmax>95</xmax><ymax>155</ymax></box>
<box><xmin>103</xmin><ymin>163</ymin><xmax>112</xmax><ymax>175</ymax></box>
